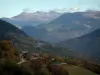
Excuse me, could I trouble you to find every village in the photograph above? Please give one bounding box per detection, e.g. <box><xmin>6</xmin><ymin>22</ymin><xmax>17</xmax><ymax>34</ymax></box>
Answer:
<box><xmin>17</xmin><ymin>51</ymin><xmax>67</xmax><ymax>65</ymax></box>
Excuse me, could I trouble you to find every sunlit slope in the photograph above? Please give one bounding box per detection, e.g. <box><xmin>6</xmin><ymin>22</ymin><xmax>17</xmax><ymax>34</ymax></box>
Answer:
<box><xmin>64</xmin><ymin>65</ymin><xmax>98</xmax><ymax>75</ymax></box>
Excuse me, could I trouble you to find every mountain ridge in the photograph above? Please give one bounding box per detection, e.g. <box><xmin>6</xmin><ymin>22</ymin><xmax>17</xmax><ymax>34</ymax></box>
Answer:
<box><xmin>22</xmin><ymin>11</ymin><xmax>100</xmax><ymax>43</ymax></box>
<box><xmin>57</xmin><ymin>28</ymin><xmax>100</xmax><ymax>63</ymax></box>
<box><xmin>1</xmin><ymin>11</ymin><xmax>62</xmax><ymax>28</ymax></box>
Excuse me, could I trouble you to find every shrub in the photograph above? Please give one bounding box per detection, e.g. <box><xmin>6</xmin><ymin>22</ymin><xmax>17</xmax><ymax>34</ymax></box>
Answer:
<box><xmin>0</xmin><ymin>61</ymin><xmax>32</xmax><ymax>75</ymax></box>
<box><xmin>34</xmin><ymin>67</ymin><xmax>50</xmax><ymax>75</ymax></box>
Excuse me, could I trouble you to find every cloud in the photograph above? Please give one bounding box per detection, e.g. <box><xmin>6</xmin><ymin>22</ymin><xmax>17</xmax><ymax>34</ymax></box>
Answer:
<box><xmin>84</xmin><ymin>24</ymin><xmax>91</xmax><ymax>28</ymax></box>
<box><xmin>15</xmin><ymin>25</ymin><xmax>22</xmax><ymax>29</ymax></box>
<box><xmin>23</xmin><ymin>8</ymin><xmax>34</xmax><ymax>13</ymax></box>
<box><xmin>50</xmin><ymin>7</ymin><xmax>80</xmax><ymax>13</ymax></box>
<box><xmin>22</xmin><ymin>7</ymin><xmax>80</xmax><ymax>13</ymax></box>
<box><xmin>51</xmin><ymin>8</ymin><xmax>68</xmax><ymax>12</ymax></box>
<box><xmin>69</xmin><ymin>7</ymin><xmax>80</xmax><ymax>12</ymax></box>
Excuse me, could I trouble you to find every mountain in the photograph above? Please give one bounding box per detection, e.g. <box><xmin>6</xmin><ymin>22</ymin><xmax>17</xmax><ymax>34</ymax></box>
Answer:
<box><xmin>57</xmin><ymin>29</ymin><xmax>100</xmax><ymax>63</ymax></box>
<box><xmin>22</xmin><ymin>11</ymin><xmax>100</xmax><ymax>43</ymax></box>
<box><xmin>1</xmin><ymin>11</ymin><xmax>62</xmax><ymax>28</ymax></box>
<box><xmin>0</xmin><ymin>19</ymin><xmax>73</xmax><ymax>56</ymax></box>
<box><xmin>0</xmin><ymin>19</ymin><xmax>40</xmax><ymax>52</ymax></box>
<box><xmin>21</xmin><ymin>26</ymin><xmax>48</xmax><ymax>40</ymax></box>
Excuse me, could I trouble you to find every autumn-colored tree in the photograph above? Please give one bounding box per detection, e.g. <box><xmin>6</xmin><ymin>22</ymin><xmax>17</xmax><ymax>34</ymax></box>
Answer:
<box><xmin>43</xmin><ymin>56</ymin><xmax>52</xmax><ymax>64</ymax></box>
<box><xmin>0</xmin><ymin>40</ymin><xmax>11</xmax><ymax>51</ymax></box>
<box><xmin>0</xmin><ymin>40</ymin><xmax>19</xmax><ymax>61</ymax></box>
<box><xmin>54</xmin><ymin>56</ymin><xmax>64</xmax><ymax>62</ymax></box>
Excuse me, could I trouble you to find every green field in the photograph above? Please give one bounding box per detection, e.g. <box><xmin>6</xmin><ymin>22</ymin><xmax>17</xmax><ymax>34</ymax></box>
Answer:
<box><xmin>64</xmin><ymin>65</ymin><xmax>98</xmax><ymax>75</ymax></box>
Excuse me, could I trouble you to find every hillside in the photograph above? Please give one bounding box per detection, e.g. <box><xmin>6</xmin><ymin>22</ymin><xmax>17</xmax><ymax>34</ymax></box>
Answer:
<box><xmin>58</xmin><ymin>29</ymin><xmax>100</xmax><ymax>63</ymax></box>
<box><xmin>63</xmin><ymin>65</ymin><xmax>97</xmax><ymax>75</ymax></box>
<box><xmin>0</xmin><ymin>19</ymin><xmax>39</xmax><ymax>52</ymax></box>
<box><xmin>0</xmin><ymin>19</ymin><xmax>73</xmax><ymax>56</ymax></box>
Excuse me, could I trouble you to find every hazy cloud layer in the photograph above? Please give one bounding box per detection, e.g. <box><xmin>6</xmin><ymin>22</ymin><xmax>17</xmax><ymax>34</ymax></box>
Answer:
<box><xmin>22</xmin><ymin>7</ymin><xmax>80</xmax><ymax>13</ymax></box>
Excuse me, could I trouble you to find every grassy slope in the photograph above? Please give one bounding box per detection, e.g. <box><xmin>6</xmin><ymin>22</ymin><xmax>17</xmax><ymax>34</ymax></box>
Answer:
<box><xmin>64</xmin><ymin>65</ymin><xmax>98</xmax><ymax>75</ymax></box>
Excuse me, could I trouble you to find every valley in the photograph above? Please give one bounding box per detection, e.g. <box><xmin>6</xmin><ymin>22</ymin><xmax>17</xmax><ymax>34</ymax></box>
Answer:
<box><xmin>0</xmin><ymin>5</ymin><xmax>100</xmax><ymax>75</ymax></box>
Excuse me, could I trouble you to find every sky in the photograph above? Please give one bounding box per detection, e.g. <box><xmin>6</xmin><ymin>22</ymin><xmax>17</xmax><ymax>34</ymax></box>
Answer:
<box><xmin>0</xmin><ymin>0</ymin><xmax>100</xmax><ymax>18</ymax></box>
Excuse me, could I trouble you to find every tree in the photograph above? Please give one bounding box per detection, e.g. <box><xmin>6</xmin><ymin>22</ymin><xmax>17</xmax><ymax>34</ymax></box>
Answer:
<box><xmin>30</xmin><ymin>59</ymin><xmax>42</xmax><ymax>71</ymax></box>
<box><xmin>0</xmin><ymin>40</ymin><xmax>20</xmax><ymax>61</ymax></box>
